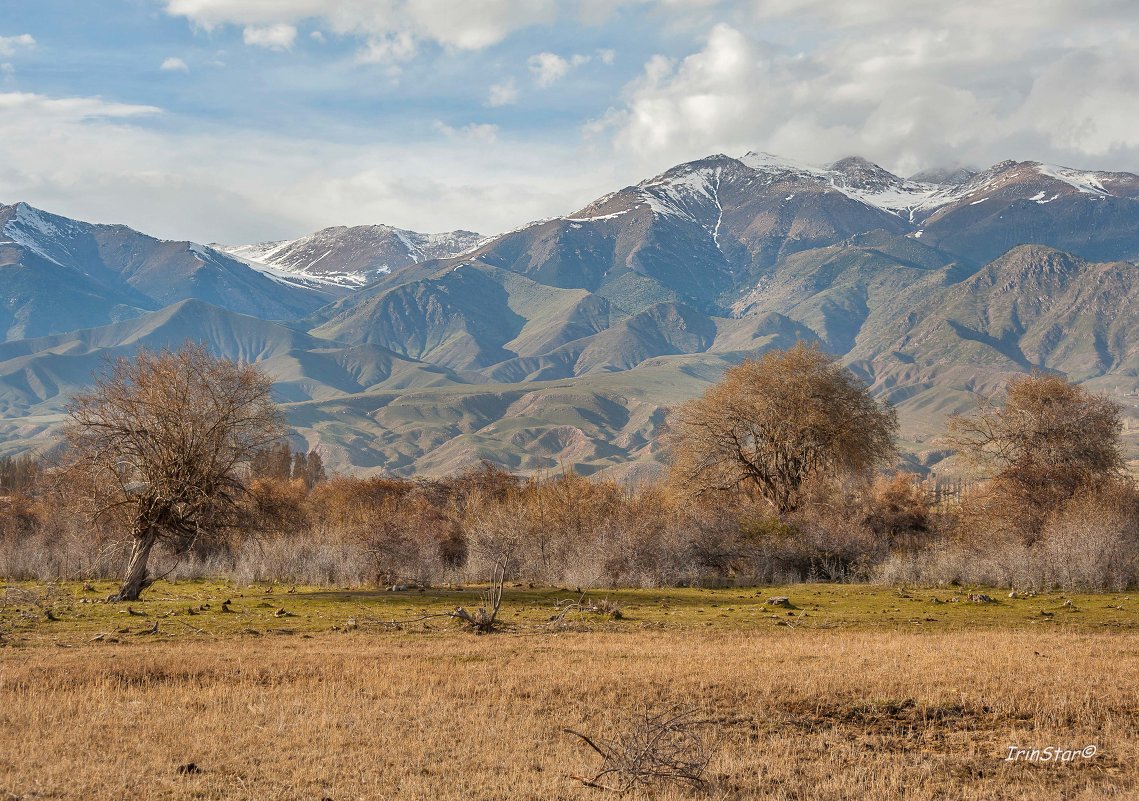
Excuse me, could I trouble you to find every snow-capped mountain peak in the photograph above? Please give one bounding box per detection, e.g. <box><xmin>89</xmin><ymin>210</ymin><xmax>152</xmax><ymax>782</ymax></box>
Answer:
<box><xmin>740</xmin><ymin>152</ymin><xmax>960</xmax><ymax>217</ymax></box>
<box><xmin>1</xmin><ymin>202</ymin><xmax>89</xmax><ymax>268</ymax></box>
<box><xmin>219</xmin><ymin>224</ymin><xmax>482</xmax><ymax>293</ymax></box>
<box><xmin>738</xmin><ymin>150</ymin><xmax>829</xmax><ymax>177</ymax></box>
<box><xmin>1034</xmin><ymin>163</ymin><xmax>1113</xmax><ymax>196</ymax></box>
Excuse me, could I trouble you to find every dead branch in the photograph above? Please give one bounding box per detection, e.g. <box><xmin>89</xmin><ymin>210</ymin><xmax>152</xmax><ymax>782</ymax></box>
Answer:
<box><xmin>350</xmin><ymin>563</ymin><xmax>508</xmax><ymax>633</ymax></box>
<box><xmin>450</xmin><ymin>559</ymin><xmax>506</xmax><ymax>633</ymax></box>
<box><xmin>564</xmin><ymin>706</ymin><xmax>713</xmax><ymax>793</ymax></box>
<box><xmin>175</xmin><ymin>619</ymin><xmax>208</xmax><ymax>635</ymax></box>
<box><xmin>550</xmin><ymin>592</ymin><xmax>624</xmax><ymax>627</ymax></box>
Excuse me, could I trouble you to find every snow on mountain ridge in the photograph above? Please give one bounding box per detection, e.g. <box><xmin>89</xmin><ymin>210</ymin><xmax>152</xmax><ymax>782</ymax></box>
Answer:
<box><xmin>739</xmin><ymin>151</ymin><xmax>962</xmax><ymax>218</ymax></box>
<box><xmin>1034</xmin><ymin>163</ymin><xmax>1111</xmax><ymax>196</ymax></box>
<box><xmin>220</xmin><ymin>224</ymin><xmax>482</xmax><ymax>292</ymax></box>
<box><xmin>2</xmin><ymin>203</ymin><xmax>84</xmax><ymax>268</ymax></box>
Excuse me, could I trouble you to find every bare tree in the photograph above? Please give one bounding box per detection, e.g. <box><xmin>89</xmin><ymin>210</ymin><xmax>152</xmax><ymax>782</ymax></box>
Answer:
<box><xmin>945</xmin><ymin>372</ymin><xmax>1126</xmax><ymax>541</ymax></box>
<box><xmin>667</xmin><ymin>344</ymin><xmax>898</xmax><ymax>514</ymax></box>
<box><xmin>65</xmin><ymin>344</ymin><xmax>284</xmax><ymax>601</ymax></box>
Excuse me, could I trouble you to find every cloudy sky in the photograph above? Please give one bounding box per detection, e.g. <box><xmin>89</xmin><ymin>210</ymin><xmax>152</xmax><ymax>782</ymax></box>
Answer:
<box><xmin>3</xmin><ymin>1</ymin><xmax>1138</xmax><ymax>243</ymax></box>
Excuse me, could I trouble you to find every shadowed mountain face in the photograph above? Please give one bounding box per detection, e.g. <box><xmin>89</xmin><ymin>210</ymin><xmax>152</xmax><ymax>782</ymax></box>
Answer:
<box><xmin>0</xmin><ymin>203</ymin><xmax>329</xmax><ymax>341</ymax></box>
<box><xmin>0</xmin><ymin>299</ymin><xmax>462</xmax><ymax>418</ymax></box>
<box><xmin>3</xmin><ymin>153</ymin><xmax>1139</xmax><ymax>476</ymax></box>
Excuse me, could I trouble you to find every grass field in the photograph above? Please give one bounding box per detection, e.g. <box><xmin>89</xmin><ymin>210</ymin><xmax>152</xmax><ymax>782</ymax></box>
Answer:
<box><xmin>2</xmin><ymin>582</ymin><xmax>1137</xmax><ymax>800</ymax></box>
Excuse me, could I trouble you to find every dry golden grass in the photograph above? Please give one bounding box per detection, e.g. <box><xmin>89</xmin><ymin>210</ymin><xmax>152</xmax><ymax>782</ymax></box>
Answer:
<box><xmin>1</xmin><ymin>626</ymin><xmax>1136</xmax><ymax>800</ymax></box>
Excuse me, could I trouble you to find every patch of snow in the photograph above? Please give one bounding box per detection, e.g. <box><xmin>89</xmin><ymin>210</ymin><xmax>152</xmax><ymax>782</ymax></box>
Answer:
<box><xmin>393</xmin><ymin>228</ymin><xmax>425</xmax><ymax>261</ymax></box>
<box><xmin>844</xmin><ymin>180</ymin><xmax>969</xmax><ymax>217</ymax></box>
<box><xmin>970</xmin><ymin>197</ymin><xmax>988</xmax><ymax>205</ymax></box>
<box><xmin>740</xmin><ymin>151</ymin><xmax>967</xmax><ymax>218</ymax></box>
<box><xmin>633</xmin><ymin>164</ymin><xmax>732</xmax><ymax>250</ymax></box>
<box><xmin>247</xmin><ymin>259</ymin><xmax>372</xmax><ymax>289</ymax></box>
<box><xmin>187</xmin><ymin>242</ymin><xmax>216</xmax><ymax>263</ymax></box>
<box><xmin>306</xmin><ymin>249</ymin><xmax>332</xmax><ymax>269</ymax></box>
<box><xmin>225</xmin><ymin>238</ymin><xmax>297</xmax><ymax>263</ymax></box>
<box><xmin>710</xmin><ymin>170</ymin><xmax>724</xmax><ymax>251</ymax></box>
<box><xmin>498</xmin><ymin>217</ymin><xmax>560</xmax><ymax>237</ymax></box>
<box><xmin>223</xmin><ymin>247</ymin><xmax>371</xmax><ymax>290</ymax></box>
<box><xmin>3</xmin><ymin>203</ymin><xmax>74</xmax><ymax>267</ymax></box>
<box><xmin>1035</xmin><ymin>163</ymin><xmax>1110</xmax><ymax>196</ymax></box>
<box><xmin>221</xmin><ymin>224</ymin><xmax>480</xmax><ymax>291</ymax></box>
<box><xmin>740</xmin><ymin>151</ymin><xmax>831</xmax><ymax>179</ymax></box>
<box><xmin>571</xmin><ymin>207</ymin><xmax>638</xmax><ymax>222</ymax></box>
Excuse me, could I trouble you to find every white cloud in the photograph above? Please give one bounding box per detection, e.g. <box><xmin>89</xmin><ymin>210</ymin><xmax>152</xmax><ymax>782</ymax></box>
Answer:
<box><xmin>434</xmin><ymin>120</ymin><xmax>499</xmax><ymax>143</ymax></box>
<box><xmin>528</xmin><ymin>52</ymin><xmax>590</xmax><ymax>87</ymax></box>
<box><xmin>597</xmin><ymin>48</ymin><xmax>616</xmax><ymax>65</ymax></box>
<box><xmin>405</xmin><ymin>0</ymin><xmax>557</xmax><ymax>49</ymax></box>
<box><xmin>0</xmin><ymin>34</ymin><xmax>35</xmax><ymax>57</ymax></box>
<box><xmin>160</xmin><ymin>57</ymin><xmax>190</xmax><ymax>72</ymax></box>
<box><xmin>242</xmin><ymin>23</ymin><xmax>297</xmax><ymax>49</ymax></box>
<box><xmin>0</xmin><ymin>89</ymin><xmax>617</xmax><ymax>245</ymax></box>
<box><xmin>529</xmin><ymin>53</ymin><xmax>569</xmax><ymax>86</ymax></box>
<box><xmin>357</xmin><ymin>31</ymin><xmax>417</xmax><ymax>65</ymax></box>
<box><xmin>165</xmin><ymin>0</ymin><xmax>558</xmax><ymax>53</ymax></box>
<box><xmin>0</xmin><ymin>92</ymin><xmax>162</xmax><ymax>121</ymax></box>
<box><xmin>486</xmin><ymin>78</ymin><xmax>518</xmax><ymax>107</ymax></box>
<box><xmin>597</xmin><ymin>11</ymin><xmax>1139</xmax><ymax>177</ymax></box>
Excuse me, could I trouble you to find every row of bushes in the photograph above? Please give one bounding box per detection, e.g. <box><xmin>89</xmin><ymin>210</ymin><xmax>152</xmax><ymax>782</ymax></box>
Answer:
<box><xmin>875</xmin><ymin>483</ymin><xmax>1139</xmax><ymax>592</ymax></box>
<box><xmin>4</xmin><ymin>462</ymin><xmax>1136</xmax><ymax>591</ymax></box>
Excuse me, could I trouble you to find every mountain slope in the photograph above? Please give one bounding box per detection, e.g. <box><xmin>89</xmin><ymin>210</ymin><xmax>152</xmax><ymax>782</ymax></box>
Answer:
<box><xmin>0</xmin><ymin>203</ymin><xmax>329</xmax><ymax>341</ymax></box>
<box><xmin>0</xmin><ymin>299</ymin><xmax>464</xmax><ymax>418</ymax></box>
<box><xmin>857</xmin><ymin>245</ymin><xmax>1139</xmax><ymax>379</ymax></box>
<box><xmin>917</xmin><ymin>161</ymin><xmax>1139</xmax><ymax>264</ymax></box>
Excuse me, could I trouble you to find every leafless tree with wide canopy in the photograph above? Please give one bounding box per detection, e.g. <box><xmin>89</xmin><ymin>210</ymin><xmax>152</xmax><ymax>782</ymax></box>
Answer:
<box><xmin>65</xmin><ymin>344</ymin><xmax>284</xmax><ymax>601</ymax></box>
<box><xmin>945</xmin><ymin>372</ymin><xmax>1126</xmax><ymax>541</ymax></box>
<box><xmin>667</xmin><ymin>344</ymin><xmax>898</xmax><ymax>514</ymax></box>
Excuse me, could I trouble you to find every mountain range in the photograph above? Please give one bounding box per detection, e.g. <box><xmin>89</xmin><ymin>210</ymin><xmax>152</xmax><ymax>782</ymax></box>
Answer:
<box><xmin>2</xmin><ymin>152</ymin><xmax>1137</xmax><ymax>477</ymax></box>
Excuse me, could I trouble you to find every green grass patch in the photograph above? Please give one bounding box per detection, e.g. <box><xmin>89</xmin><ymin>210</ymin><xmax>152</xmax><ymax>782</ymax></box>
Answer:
<box><xmin>1</xmin><ymin>580</ymin><xmax>1134</xmax><ymax>647</ymax></box>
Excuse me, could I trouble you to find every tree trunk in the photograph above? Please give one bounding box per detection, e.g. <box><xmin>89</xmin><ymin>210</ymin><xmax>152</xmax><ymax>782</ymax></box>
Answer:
<box><xmin>109</xmin><ymin>528</ymin><xmax>159</xmax><ymax>602</ymax></box>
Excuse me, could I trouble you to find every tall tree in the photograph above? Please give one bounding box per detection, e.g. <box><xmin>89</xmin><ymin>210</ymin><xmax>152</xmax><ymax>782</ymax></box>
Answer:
<box><xmin>945</xmin><ymin>373</ymin><xmax>1125</xmax><ymax>540</ymax></box>
<box><xmin>667</xmin><ymin>344</ymin><xmax>898</xmax><ymax>514</ymax></box>
<box><xmin>291</xmin><ymin>450</ymin><xmax>309</xmax><ymax>484</ymax></box>
<box><xmin>0</xmin><ymin>453</ymin><xmax>39</xmax><ymax>493</ymax></box>
<box><xmin>65</xmin><ymin>344</ymin><xmax>284</xmax><ymax>601</ymax></box>
<box><xmin>305</xmin><ymin>449</ymin><xmax>326</xmax><ymax>488</ymax></box>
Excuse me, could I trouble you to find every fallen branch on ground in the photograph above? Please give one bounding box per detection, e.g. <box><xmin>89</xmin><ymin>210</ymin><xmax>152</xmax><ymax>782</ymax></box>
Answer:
<box><xmin>564</xmin><ymin>706</ymin><xmax>713</xmax><ymax>793</ymax></box>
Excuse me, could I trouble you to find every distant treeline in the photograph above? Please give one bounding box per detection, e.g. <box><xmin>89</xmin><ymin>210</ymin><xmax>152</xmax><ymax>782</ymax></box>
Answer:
<box><xmin>250</xmin><ymin>442</ymin><xmax>327</xmax><ymax>489</ymax></box>
<box><xmin>0</xmin><ymin>454</ymin><xmax>38</xmax><ymax>495</ymax></box>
